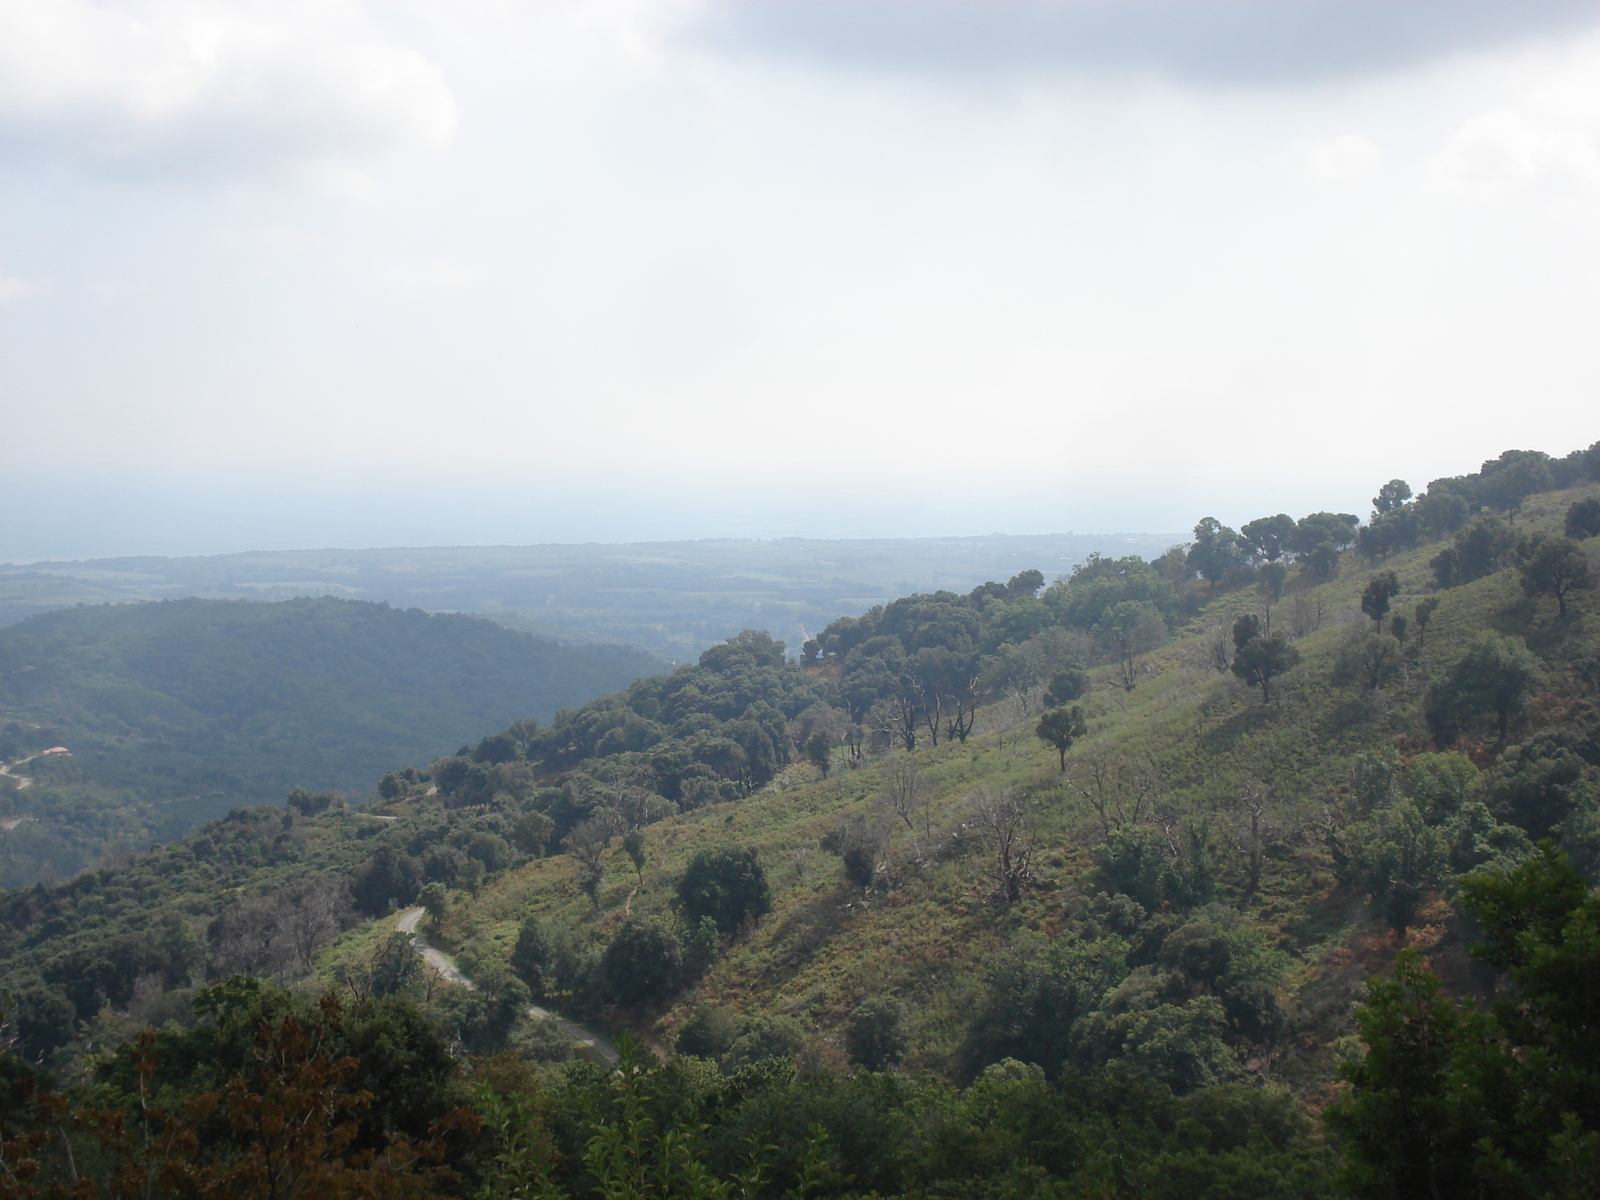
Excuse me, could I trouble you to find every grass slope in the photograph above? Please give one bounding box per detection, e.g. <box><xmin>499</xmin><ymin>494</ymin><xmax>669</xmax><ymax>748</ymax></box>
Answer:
<box><xmin>423</xmin><ymin>482</ymin><xmax>1600</xmax><ymax>1091</ymax></box>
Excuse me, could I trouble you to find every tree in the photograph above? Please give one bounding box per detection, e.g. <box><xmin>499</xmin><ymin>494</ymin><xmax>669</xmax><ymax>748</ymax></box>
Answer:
<box><xmin>66</xmin><ymin>990</ymin><xmax>458</xmax><ymax>1200</ymax></box>
<box><xmin>1045</xmin><ymin>668</ymin><xmax>1089</xmax><ymax>707</ymax></box>
<box><xmin>1068</xmin><ymin>753</ymin><xmax>1159</xmax><ymax>838</ymax></box>
<box><xmin>844</xmin><ymin>996</ymin><xmax>908</xmax><ymax>1071</ymax></box>
<box><xmin>1518</xmin><ymin>535</ymin><xmax>1592</xmax><ymax>618</ymax></box>
<box><xmin>1371</xmin><ymin>479</ymin><xmax>1412</xmax><ymax>516</ymax></box>
<box><xmin>622</xmin><ymin>828</ymin><xmax>647</xmax><ymax>886</ymax></box>
<box><xmin>1328</xmin><ymin>850</ymin><xmax>1600</xmax><ymax>1198</ymax></box>
<box><xmin>1357</xmin><ymin>508</ymin><xmax>1421</xmax><ymax>562</ymax></box>
<box><xmin>723</xmin><ymin>1014</ymin><xmax>807</xmax><ymax>1072</ymax></box>
<box><xmin>509</xmin><ymin>809</ymin><xmax>554</xmax><ymax>856</ymax></box>
<box><xmin>1231</xmin><ymin>613</ymin><xmax>1261</xmax><ymax>651</ymax></box>
<box><xmin>352</xmin><ymin>847</ymin><xmax>423</xmax><ymax>917</ymax></box>
<box><xmin>418</xmin><ymin>882</ymin><xmax>449</xmax><ymax>925</ymax></box>
<box><xmin>598</xmin><ymin>918</ymin><xmax>682</xmax><ymax>1008</ymax></box>
<box><xmin>1187</xmin><ymin>518</ymin><xmax>1242</xmax><ymax>586</ymax></box>
<box><xmin>1036</xmin><ymin>705</ymin><xmax>1087</xmax><ymax>771</ymax></box>
<box><xmin>1231</xmin><ymin>636</ymin><xmax>1300</xmax><ymax>704</ymax></box>
<box><xmin>562</xmin><ymin>817</ymin><xmax>614</xmax><ymax>909</ymax></box>
<box><xmin>1322</xmin><ymin>949</ymin><xmax>1490</xmax><ymax>1199</ymax></box>
<box><xmin>675</xmin><ymin>1005</ymin><xmax>745</xmax><ymax>1062</ymax></box>
<box><xmin>822</xmin><ymin>814</ymin><xmax>888</xmax><ymax>890</ymax></box>
<box><xmin>1338</xmin><ymin>634</ymin><xmax>1403</xmax><ymax>693</ymax></box>
<box><xmin>1360</xmin><ymin>572</ymin><xmax>1400</xmax><ymax>634</ymax></box>
<box><xmin>1479</xmin><ymin>450</ymin><xmax>1554</xmax><ymax>518</ymax></box>
<box><xmin>675</xmin><ymin>847</ymin><xmax>771</xmax><ymax>934</ymax></box>
<box><xmin>805</xmin><ymin>728</ymin><xmax>834</xmax><ymax>778</ymax></box>
<box><xmin>1343</xmin><ymin>801</ymin><xmax>1448</xmax><ymax>929</ymax></box>
<box><xmin>914</xmin><ymin>645</ymin><xmax>983</xmax><ymax>744</ymax></box>
<box><xmin>1257</xmin><ymin>560</ymin><xmax>1288</xmax><ymax>605</ymax></box>
<box><xmin>509</xmin><ymin>917</ymin><xmax>552</xmax><ymax>997</ymax></box>
<box><xmin>1413</xmin><ymin>596</ymin><xmax>1439</xmax><ymax>651</ymax></box>
<box><xmin>1094</xmin><ymin>600</ymin><xmax>1165</xmax><ymax>691</ymax></box>
<box><xmin>880</xmin><ymin>754</ymin><xmax>926</xmax><ymax>831</ymax></box>
<box><xmin>972</xmin><ymin>788</ymin><xmax>1034</xmax><ymax>903</ymax></box>
<box><xmin>1007</xmin><ymin>569</ymin><xmax>1045</xmax><ymax>599</ymax></box>
<box><xmin>1305</xmin><ymin>541</ymin><xmax>1341</xmax><ymax>582</ymax></box>
<box><xmin>1566</xmin><ymin>497</ymin><xmax>1600</xmax><ymax>540</ymax></box>
<box><xmin>1236</xmin><ymin>780</ymin><xmax>1275</xmax><ymax>895</ymax></box>
<box><xmin>1239</xmin><ymin>514</ymin><xmax>1297</xmax><ymax>562</ymax></box>
<box><xmin>1431</xmin><ymin>517</ymin><xmax>1518</xmax><ymax>588</ymax></box>
<box><xmin>1292</xmin><ymin>511</ymin><xmax>1361</xmax><ymax>556</ymax></box>
<box><xmin>1426</xmin><ymin>631</ymin><xmax>1541</xmax><ymax>748</ymax></box>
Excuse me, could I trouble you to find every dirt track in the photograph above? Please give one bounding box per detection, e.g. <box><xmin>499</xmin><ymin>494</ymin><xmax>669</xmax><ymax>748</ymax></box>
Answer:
<box><xmin>395</xmin><ymin>906</ymin><xmax>618</xmax><ymax>1064</ymax></box>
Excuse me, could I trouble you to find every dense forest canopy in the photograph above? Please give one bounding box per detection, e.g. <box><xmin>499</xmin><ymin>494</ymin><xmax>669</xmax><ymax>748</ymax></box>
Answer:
<box><xmin>0</xmin><ymin>596</ymin><xmax>662</xmax><ymax>887</ymax></box>
<box><xmin>3</xmin><ymin>437</ymin><xmax>1600</xmax><ymax>1199</ymax></box>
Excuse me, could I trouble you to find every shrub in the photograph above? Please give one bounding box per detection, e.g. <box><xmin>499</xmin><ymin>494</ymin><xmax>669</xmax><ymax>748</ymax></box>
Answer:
<box><xmin>844</xmin><ymin>996</ymin><xmax>908</xmax><ymax>1071</ymax></box>
<box><xmin>676</xmin><ymin>847</ymin><xmax>772</xmax><ymax>934</ymax></box>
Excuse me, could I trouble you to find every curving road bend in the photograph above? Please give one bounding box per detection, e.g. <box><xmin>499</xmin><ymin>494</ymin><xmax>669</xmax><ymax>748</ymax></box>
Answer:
<box><xmin>395</xmin><ymin>906</ymin><xmax>618</xmax><ymax>1064</ymax></box>
<box><xmin>0</xmin><ymin>755</ymin><xmax>35</xmax><ymax>791</ymax></box>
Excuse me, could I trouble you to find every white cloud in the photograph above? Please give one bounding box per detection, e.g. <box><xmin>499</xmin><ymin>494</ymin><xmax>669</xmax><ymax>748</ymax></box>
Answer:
<box><xmin>0</xmin><ymin>0</ymin><xmax>457</xmax><ymax>178</ymax></box>
<box><xmin>380</xmin><ymin>258</ymin><xmax>477</xmax><ymax>294</ymax></box>
<box><xmin>0</xmin><ymin>275</ymin><xmax>36</xmax><ymax>304</ymax></box>
<box><xmin>1434</xmin><ymin>36</ymin><xmax>1600</xmax><ymax>191</ymax></box>
<box><xmin>1286</xmin><ymin>132</ymin><xmax>1381</xmax><ymax>184</ymax></box>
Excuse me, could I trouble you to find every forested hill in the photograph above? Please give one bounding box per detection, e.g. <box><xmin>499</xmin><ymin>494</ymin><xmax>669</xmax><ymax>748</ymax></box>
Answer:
<box><xmin>4</xmin><ymin>441</ymin><xmax>1600</xmax><ymax>1199</ymax></box>
<box><xmin>0</xmin><ymin>596</ymin><xmax>663</xmax><ymax>886</ymax></box>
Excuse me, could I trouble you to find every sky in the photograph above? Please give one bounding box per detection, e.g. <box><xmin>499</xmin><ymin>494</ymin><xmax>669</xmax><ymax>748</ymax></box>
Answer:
<box><xmin>3</xmin><ymin>0</ymin><xmax>1600</xmax><ymax>561</ymax></box>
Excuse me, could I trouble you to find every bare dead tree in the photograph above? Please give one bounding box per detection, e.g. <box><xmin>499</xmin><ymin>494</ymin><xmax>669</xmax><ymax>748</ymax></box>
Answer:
<box><xmin>842</xmin><ymin>724</ymin><xmax>868</xmax><ymax>768</ymax></box>
<box><xmin>1288</xmin><ymin>592</ymin><xmax>1327</xmax><ymax>640</ymax></box>
<box><xmin>920</xmin><ymin>686</ymin><xmax>946</xmax><ymax>748</ymax></box>
<box><xmin>211</xmin><ymin>881</ymin><xmax>357</xmax><ymax>981</ymax></box>
<box><xmin>1237</xmin><ymin>779</ymin><xmax>1276</xmax><ymax>895</ymax></box>
<box><xmin>562</xmin><ymin>816</ymin><xmax>616</xmax><ymax>907</ymax></box>
<box><xmin>868</xmin><ymin>694</ymin><xmax>920</xmax><ymax>754</ymax></box>
<box><xmin>210</xmin><ymin>894</ymin><xmax>287</xmax><ymax>979</ymax></box>
<box><xmin>1203</xmin><ymin>624</ymin><xmax>1233</xmax><ymax>673</ymax></box>
<box><xmin>972</xmin><ymin>787</ymin><xmax>1035</xmax><ymax>904</ymax></box>
<box><xmin>1066</xmin><ymin>754</ymin><xmax>1160</xmax><ymax>838</ymax></box>
<box><xmin>942</xmin><ymin>664</ymin><xmax>986</xmax><ymax>745</ymax></box>
<box><xmin>281</xmin><ymin>881</ymin><xmax>354</xmax><ymax>975</ymax></box>
<box><xmin>880</xmin><ymin>754</ymin><xmax>926</xmax><ymax>832</ymax></box>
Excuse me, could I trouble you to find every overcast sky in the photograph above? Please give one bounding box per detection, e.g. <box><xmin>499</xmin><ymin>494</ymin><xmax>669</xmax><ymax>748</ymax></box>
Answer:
<box><xmin>3</xmin><ymin>0</ymin><xmax>1599</xmax><ymax>561</ymax></box>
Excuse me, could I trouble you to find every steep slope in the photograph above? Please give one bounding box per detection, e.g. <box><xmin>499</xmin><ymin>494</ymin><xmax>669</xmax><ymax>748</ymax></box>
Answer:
<box><xmin>421</xmin><ymin>475</ymin><xmax>1600</xmax><ymax>1097</ymax></box>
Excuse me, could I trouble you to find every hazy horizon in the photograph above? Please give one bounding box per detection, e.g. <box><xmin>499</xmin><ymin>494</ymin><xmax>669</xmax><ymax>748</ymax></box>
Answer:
<box><xmin>1</xmin><ymin>462</ymin><xmax>1371</xmax><ymax>564</ymax></box>
<box><xmin>4</xmin><ymin>1</ymin><xmax>1597</xmax><ymax>561</ymax></box>
<box><xmin>4</xmin><ymin>432</ymin><xmax>1592</xmax><ymax>564</ymax></box>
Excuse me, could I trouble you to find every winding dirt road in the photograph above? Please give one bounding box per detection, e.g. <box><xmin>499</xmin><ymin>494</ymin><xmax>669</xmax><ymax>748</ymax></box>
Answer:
<box><xmin>396</xmin><ymin>906</ymin><xmax>618</xmax><ymax>1064</ymax></box>
<box><xmin>0</xmin><ymin>755</ymin><xmax>36</xmax><ymax>791</ymax></box>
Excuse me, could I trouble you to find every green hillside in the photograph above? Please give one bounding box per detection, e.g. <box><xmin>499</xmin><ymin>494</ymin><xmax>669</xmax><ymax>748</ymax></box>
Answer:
<box><xmin>0</xmin><ymin>596</ymin><xmax>662</xmax><ymax>886</ymax></box>
<box><xmin>3</xmin><ymin>441</ymin><xmax>1600</xmax><ymax>1199</ymax></box>
<box><xmin>425</xmin><ymin>472</ymin><xmax>1600</xmax><ymax>1095</ymax></box>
